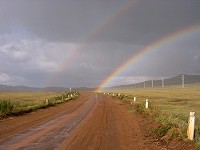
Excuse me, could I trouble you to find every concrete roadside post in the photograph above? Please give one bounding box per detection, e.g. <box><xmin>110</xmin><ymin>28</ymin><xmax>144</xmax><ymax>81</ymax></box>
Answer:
<box><xmin>45</xmin><ymin>99</ymin><xmax>49</xmax><ymax>105</ymax></box>
<box><xmin>134</xmin><ymin>97</ymin><xmax>136</xmax><ymax>102</ymax></box>
<box><xmin>187</xmin><ymin>112</ymin><xmax>195</xmax><ymax>141</ymax></box>
<box><xmin>145</xmin><ymin>99</ymin><xmax>148</xmax><ymax>109</ymax></box>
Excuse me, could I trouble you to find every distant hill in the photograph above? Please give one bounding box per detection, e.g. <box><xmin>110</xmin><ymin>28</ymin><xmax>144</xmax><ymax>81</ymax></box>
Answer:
<box><xmin>1</xmin><ymin>74</ymin><xmax>199</xmax><ymax>92</ymax></box>
<box><xmin>0</xmin><ymin>85</ymin><xmax>94</xmax><ymax>92</ymax></box>
<box><xmin>107</xmin><ymin>74</ymin><xmax>200</xmax><ymax>90</ymax></box>
<box><xmin>0</xmin><ymin>85</ymin><xmax>39</xmax><ymax>92</ymax></box>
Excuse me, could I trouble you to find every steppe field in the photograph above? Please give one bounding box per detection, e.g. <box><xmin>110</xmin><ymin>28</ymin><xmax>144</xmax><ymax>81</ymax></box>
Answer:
<box><xmin>106</xmin><ymin>84</ymin><xmax>200</xmax><ymax>144</ymax></box>
<box><xmin>0</xmin><ymin>92</ymin><xmax>77</xmax><ymax>116</ymax></box>
<box><xmin>0</xmin><ymin>87</ymin><xmax>199</xmax><ymax>149</ymax></box>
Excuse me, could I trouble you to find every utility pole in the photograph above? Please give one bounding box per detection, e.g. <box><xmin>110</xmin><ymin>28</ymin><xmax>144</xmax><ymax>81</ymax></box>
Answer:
<box><xmin>182</xmin><ymin>74</ymin><xmax>185</xmax><ymax>88</ymax></box>
<box><xmin>162</xmin><ymin>77</ymin><xmax>164</xmax><ymax>88</ymax></box>
<box><xmin>152</xmin><ymin>80</ymin><xmax>154</xmax><ymax>88</ymax></box>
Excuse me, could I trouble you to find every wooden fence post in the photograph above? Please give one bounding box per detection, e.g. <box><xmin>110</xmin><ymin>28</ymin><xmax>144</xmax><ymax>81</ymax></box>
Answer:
<box><xmin>187</xmin><ymin>112</ymin><xmax>195</xmax><ymax>141</ymax></box>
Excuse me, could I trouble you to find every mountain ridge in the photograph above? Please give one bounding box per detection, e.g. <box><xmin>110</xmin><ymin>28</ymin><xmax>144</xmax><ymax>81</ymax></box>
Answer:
<box><xmin>105</xmin><ymin>74</ymin><xmax>200</xmax><ymax>90</ymax></box>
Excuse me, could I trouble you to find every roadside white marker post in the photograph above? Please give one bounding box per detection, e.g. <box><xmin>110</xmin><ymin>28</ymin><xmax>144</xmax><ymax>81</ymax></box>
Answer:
<box><xmin>145</xmin><ymin>99</ymin><xmax>148</xmax><ymax>109</ymax></box>
<box><xmin>134</xmin><ymin>97</ymin><xmax>136</xmax><ymax>102</ymax></box>
<box><xmin>45</xmin><ymin>99</ymin><xmax>49</xmax><ymax>105</ymax></box>
<box><xmin>187</xmin><ymin>112</ymin><xmax>195</xmax><ymax>141</ymax></box>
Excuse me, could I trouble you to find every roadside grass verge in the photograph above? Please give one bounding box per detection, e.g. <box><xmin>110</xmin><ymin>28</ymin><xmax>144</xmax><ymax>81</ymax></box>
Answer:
<box><xmin>102</xmin><ymin>84</ymin><xmax>200</xmax><ymax>148</ymax></box>
<box><xmin>0</xmin><ymin>91</ymin><xmax>79</xmax><ymax>117</ymax></box>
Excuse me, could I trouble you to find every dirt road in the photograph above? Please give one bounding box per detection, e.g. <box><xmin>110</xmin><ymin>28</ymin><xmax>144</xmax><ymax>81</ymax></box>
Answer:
<box><xmin>58</xmin><ymin>94</ymin><xmax>163</xmax><ymax>150</ymax></box>
<box><xmin>0</xmin><ymin>93</ymin><xmax>193</xmax><ymax>150</ymax></box>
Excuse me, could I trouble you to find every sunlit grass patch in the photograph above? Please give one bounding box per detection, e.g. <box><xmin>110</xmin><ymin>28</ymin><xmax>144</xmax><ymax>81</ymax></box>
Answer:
<box><xmin>0</xmin><ymin>92</ymin><xmax>79</xmax><ymax>117</ymax></box>
<box><xmin>106</xmin><ymin>84</ymin><xmax>200</xmax><ymax>143</ymax></box>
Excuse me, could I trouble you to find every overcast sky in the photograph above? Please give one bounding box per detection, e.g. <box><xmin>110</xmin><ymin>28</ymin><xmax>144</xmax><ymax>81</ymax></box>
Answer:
<box><xmin>0</xmin><ymin>0</ymin><xmax>200</xmax><ymax>88</ymax></box>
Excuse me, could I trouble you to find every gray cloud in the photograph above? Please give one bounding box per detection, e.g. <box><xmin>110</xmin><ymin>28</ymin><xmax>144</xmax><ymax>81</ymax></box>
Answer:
<box><xmin>0</xmin><ymin>0</ymin><xmax>199</xmax><ymax>87</ymax></box>
<box><xmin>1</xmin><ymin>0</ymin><xmax>199</xmax><ymax>44</ymax></box>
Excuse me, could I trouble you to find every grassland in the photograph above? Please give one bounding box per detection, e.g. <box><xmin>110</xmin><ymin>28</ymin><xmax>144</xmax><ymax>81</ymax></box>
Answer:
<box><xmin>0</xmin><ymin>92</ymin><xmax>79</xmax><ymax>117</ymax></box>
<box><xmin>104</xmin><ymin>84</ymin><xmax>200</xmax><ymax>146</ymax></box>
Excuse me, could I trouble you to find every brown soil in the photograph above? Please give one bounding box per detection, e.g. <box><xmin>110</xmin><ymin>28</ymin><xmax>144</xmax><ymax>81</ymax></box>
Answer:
<box><xmin>0</xmin><ymin>93</ymin><xmax>87</xmax><ymax>141</ymax></box>
<box><xmin>0</xmin><ymin>93</ymin><xmax>195</xmax><ymax>150</ymax></box>
<box><xmin>58</xmin><ymin>94</ymin><xmax>165</xmax><ymax>150</ymax></box>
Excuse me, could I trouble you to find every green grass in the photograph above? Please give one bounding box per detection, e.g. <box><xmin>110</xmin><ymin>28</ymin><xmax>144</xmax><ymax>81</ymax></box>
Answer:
<box><xmin>104</xmin><ymin>84</ymin><xmax>200</xmax><ymax>144</ymax></box>
<box><xmin>0</xmin><ymin>91</ymin><xmax>79</xmax><ymax>117</ymax></box>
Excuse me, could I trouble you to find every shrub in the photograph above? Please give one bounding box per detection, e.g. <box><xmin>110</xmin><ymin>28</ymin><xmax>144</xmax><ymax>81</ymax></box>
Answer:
<box><xmin>0</xmin><ymin>100</ymin><xmax>14</xmax><ymax>114</ymax></box>
<box><xmin>135</xmin><ymin>103</ymin><xmax>145</xmax><ymax>113</ymax></box>
<box><xmin>152</xmin><ymin>124</ymin><xmax>172</xmax><ymax>137</ymax></box>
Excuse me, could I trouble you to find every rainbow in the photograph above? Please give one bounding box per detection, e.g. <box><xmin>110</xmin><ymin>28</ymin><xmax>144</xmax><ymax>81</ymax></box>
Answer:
<box><xmin>45</xmin><ymin>0</ymin><xmax>139</xmax><ymax>87</ymax></box>
<box><xmin>96</xmin><ymin>22</ymin><xmax>200</xmax><ymax>92</ymax></box>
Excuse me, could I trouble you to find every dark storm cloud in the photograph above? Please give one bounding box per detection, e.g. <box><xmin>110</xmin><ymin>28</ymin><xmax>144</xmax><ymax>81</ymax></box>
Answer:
<box><xmin>1</xmin><ymin>0</ymin><xmax>199</xmax><ymax>44</ymax></box>
<box><xmin>0</xmin><ymin>0</ymin><xmax>200</xmax><ymax>87</ymax></box>
<box><xmin>0</xmin><ymin>0</ymin><xmax>125</xmax><ymax>42</ymax></box>
<box><xmin>93</xmin><ymin>0</ymin><xmax>200</xmax><ymax>44</ymax></box>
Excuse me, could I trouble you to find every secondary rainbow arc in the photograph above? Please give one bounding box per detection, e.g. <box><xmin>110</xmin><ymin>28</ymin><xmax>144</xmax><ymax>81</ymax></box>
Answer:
<box><xmin>45</xmin><ymin>0</ymin><xmax>139</xmax><ymax>87</ymax></box>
